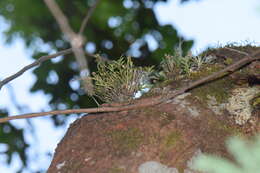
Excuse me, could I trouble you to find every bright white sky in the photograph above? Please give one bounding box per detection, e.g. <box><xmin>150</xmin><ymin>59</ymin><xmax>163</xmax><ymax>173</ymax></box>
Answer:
<box><xmin>155</xmin><ymin>0</ymin><xmax>260</xmax><ymax>52</ymax></box>
<box><xmin>0</xmin><ymin>0</ymin><xmax>259</xmax><ymax>172</ymax></box>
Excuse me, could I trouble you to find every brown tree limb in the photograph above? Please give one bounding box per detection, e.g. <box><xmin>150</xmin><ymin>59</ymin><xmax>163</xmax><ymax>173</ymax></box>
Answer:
<box><xmin>44</xmin><ymin>0</ymin><xmax>95</xmax><ymax>94</ymax></box>
<box><xmin>78</xmin><ymin>0</ymin><xmax>101</xmax><ymax>35</ymax></box>
<box><xmin>43</xmin><ymin>0</ymin><xmax>88</xmax><ymax>68</ymax></box>
<box><xmin>0</xmin><ymin>0</ymin><xmax>101</xmax><ymax>91</ymax></box>
<box><xmin>0</xmin><ymin>48</ymin><xmax>72</xmax><ymax>90</ymax></box>
<box><xmin>0</xmin><ymin>50</ymin><xmax>259</xmax><ymax>123</ymax></box>
<box><xmin>43</xmin><ymin>0</ymin><xmax>75</xmax><ymax>40</ymax></box>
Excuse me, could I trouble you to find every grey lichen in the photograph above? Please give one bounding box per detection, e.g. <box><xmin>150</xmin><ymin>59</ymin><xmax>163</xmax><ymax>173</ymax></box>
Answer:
<box><xmin>226</xmin><ymin>86</ymin><xmax>260</xmax><ymax>125</ymax></box>
<box><xmin>56</xmin><ymin>161</ymin><xmax>66</xmax><ymax>171</ymax></box>
<box><xmin>207</xmin><ymin>95</ymin><xmax>226</xmax><ymax>115</ymax></box>
<box><xmin>138</xmin><ymin>158</ymin><xmax>200</xmax><ymax>173</ymax></box>
<box><xmin>138</xmin><ymin>161</ymin><xmax>179</xmax><ymax>173</ymax></box>
<box><xmin>170</xmin><ymin>93</ymin><xmax>200</xmax><ymax>117</ymax></box>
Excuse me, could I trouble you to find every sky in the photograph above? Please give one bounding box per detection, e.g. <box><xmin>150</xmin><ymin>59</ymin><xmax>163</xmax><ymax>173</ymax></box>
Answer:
<box><xmin>155</xmin><ymin>0</ymin><xmax>260</xmax><ymax>52</ymax></box>
<box><xmin>0</xmin><ymin>0</ymin><xmax>260</xmax><ymax>172</ymax></box>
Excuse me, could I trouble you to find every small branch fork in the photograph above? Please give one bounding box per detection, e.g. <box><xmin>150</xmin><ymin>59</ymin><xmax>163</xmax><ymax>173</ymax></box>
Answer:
<box><xmin>43</xmin><ymin>0</ymin><xmax>101</xmax><ymax>93</ymax></box>
<box><xmin>0</xmin><ymin>49</ymin><xmax>259</xmax><ymax>123</ymax></box>
<box><xmin>0</xmin><ymin>0</ymin><xmax>100</xmax><ymax>91</ymax></box>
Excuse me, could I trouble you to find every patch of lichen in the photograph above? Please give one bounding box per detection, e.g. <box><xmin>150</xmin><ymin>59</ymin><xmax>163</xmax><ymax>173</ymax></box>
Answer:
<box><xmin>107</xmin><ymin>128</ymin><xmax>144</xmax><ymax>156</ymax></box>
<box><xmin>64</xmin><ymin>160</ymin><xmax>82</xmax><ymax>173</ymax></box>
<box><xmin>148</xmin><ymin>133</ymin><xmax>161</xmax><ymax>145</ymax></box>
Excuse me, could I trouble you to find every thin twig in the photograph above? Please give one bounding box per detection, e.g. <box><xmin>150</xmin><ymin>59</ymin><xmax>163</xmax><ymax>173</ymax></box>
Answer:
<box><xmin>78</xmin><ymin>0</ymin><xmax>101</xmax><ymax>35</ymax></box>
<box><xmin>0</xmin><ymin>50</ymin><xmax>259</xmax><ymax>123</ymax></box>
<box><xmin>0</xmin><ymin>48</ymin><xmax>72</xmax><ymax>90</ymax></box>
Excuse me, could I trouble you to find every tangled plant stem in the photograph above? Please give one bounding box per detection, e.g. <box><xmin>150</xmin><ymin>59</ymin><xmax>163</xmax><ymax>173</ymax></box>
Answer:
<box><xmin>160</xmin><ymin>48</ymin><xmax>216</xmax><ymax>78</ymax></box>
<box><xmin>91</xmin><ymin>56</ymin><xmax>153</xmax><ymax>103</ymax></box>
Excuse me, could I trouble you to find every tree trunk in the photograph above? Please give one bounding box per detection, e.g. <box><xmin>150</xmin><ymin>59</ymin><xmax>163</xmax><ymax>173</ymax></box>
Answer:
<box><xmin>47</xmin><ymin>46</ymin><xmax>260</xmax><ymax>173</ymax></box>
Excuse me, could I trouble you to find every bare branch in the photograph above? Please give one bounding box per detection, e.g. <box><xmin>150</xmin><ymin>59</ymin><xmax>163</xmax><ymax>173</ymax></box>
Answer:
<box><xmin>43</xmin><ymin>0</ymin><xmax>75</xmax><ymax>40</ymax></box>
<box><xmin>0</xmin><ymin>0</ymin><xmax>101</xmax><ymax>91</ymax></box>
<box><xmin>78</xmin><ymin>0</ymin><xmax>101</xmax><ymax>35</ymax></box>
<box><xmin>44</xmin><ymin>0</ymin><xmax>94</xmax><ymax>94</ymax></box>
<box><xmin>0</xmin><ymin>48</ymin><xmax>72</xmax><ymax>90</ymax></box>
<box><xmin>0</xmin><ymin>99</ymin><xmax>160</xmax><ymax>123</ymax></box>
<box><xmin>1</xmin><ymin>50</ymin><xmax>259</xmax><ymax>123</ymax></box>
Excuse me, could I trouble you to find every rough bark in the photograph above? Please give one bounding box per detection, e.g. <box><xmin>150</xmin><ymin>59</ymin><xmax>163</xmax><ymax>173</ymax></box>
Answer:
<box><xmin>47</xmin><ymin>46</ymin><xmax>260</xmax><ymax>173</ymax></box>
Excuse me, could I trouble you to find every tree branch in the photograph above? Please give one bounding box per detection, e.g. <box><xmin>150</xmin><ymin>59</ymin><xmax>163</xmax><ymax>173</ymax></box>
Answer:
<box><xmin>0</xmin><ymin>48</ymin><xmax>72</xmax><ymax>90</ymax></box>
<box><xmin>78</xmin><ymin>0</ymin><xmax>101</xmax><ymax>35</ymax></box>
<box><xmin>1</xmin><ymin>50</ymin><xmax>259</xmax><ymax>123</ymax></box>
<box><xmin>43</xmin><ymin>0</ymin><xmax>75</xmax><ymax>40</ymax></box>
<box><xmin>44</xmin><ymin>0</ymin><xmax>95</xmax><ymax>94</ymax></box>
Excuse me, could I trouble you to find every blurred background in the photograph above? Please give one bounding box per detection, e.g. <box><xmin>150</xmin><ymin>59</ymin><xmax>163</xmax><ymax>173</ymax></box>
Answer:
<box><xmin>0</xmin><ymin>0</ymin><xmax>259</xmax><ymax>172</ymax></box>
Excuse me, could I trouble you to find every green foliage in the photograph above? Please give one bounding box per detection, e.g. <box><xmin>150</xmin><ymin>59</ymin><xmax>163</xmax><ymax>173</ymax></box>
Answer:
<box><xmin>92</xmin><ymin>56</ymin><xmax>153</xmax><ymax>103</ymax></box>
<box><xmin>0</xmin><ymin>110</ymin><xmax>29</xmax><ymax>172</ymax></box>
<box><xmin>160</xmin><ymin>48</ymin><xmax>215</xmax><ymax>78</ymax></box>
<box><xmin>193</xmin><ymin>135</ymin><xmax>260</xmax><ymax>173</ymax></box>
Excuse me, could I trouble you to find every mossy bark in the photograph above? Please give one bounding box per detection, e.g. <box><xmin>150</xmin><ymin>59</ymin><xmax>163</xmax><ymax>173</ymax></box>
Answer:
<box><xmin>47</xmin><ymin>46</ymin><xmax>260</xmax><ymax>173</ymax></box>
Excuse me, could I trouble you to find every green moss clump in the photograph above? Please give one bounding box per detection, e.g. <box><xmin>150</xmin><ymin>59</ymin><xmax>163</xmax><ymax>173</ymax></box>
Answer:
<box><xmin>159</xmin><ymin>131</ymin><xmax>183</xmax><ymax>161</ymax></box>
<box><xmin>163</xmin><ymin>131</ymin><xmax>182</xmax><ymax>148</ymax></box>
<box><xmin>189</xmin><ymin>64</ymin><xmax>222</xmax><ymax>80</ymax></box>
<box><xmin>107</xmin><ymin>128</ymin><xmax>144</xmax><ymax>156</ymax></box>
<box><xmin>108</xmin><ymin>167</ymin><xmax>125</xmax><ymax>173</ymax></box>
<box><xmin>251</xmin><ymin>95</ymin><xmax>260</xmax><ymax>108</ymax></box>
<box><xmin>192</xmin><ymin>76</ymin><xmax>233</xmax><ymax>104</ymax></box>
<box><xmin>224</xmin><ymin>57</ymin><xmax>233</xmax><ymax>65</ymax></box>
<box><xmin>208</xmin><ymin>117</ymin><xmax>242</xmax><ymax>136</ymax></box>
